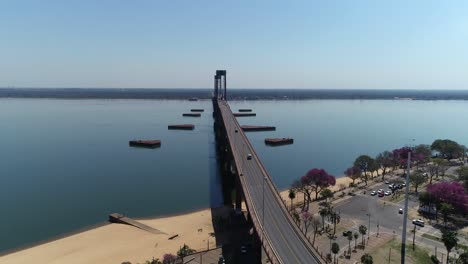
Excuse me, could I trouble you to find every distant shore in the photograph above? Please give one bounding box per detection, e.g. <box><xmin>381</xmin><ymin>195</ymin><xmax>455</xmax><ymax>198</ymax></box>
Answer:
<box><xmin>2</xmin><ymin>88</ymin><xmax>468</xmax><ymax>100</ymax></box>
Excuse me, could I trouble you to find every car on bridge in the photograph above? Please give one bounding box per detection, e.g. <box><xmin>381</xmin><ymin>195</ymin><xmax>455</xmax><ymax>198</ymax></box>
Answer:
<box><xmin>247</xmin><ymin>154</ymin><xmax>252</xmax><ymax>160</ymax></box>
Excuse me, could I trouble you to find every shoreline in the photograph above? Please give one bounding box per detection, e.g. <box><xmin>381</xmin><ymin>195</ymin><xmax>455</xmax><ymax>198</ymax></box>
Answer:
<box><xmin>0</xmin><ymin>175</ymin><xmax>374</xmax><ymax>264</ymax></box>
<box><xmin>0</xmin><ymin>205</ymin><xmax>212</xmax><ymax>258</ymax></box>
<box><xmin>0</xmin><ymin>208</ymin><xmax>220</xmax><ymax>264</ymax></box>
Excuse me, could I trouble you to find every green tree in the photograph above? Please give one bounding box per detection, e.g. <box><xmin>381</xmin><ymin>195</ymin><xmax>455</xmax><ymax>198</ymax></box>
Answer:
<box><xmin>288</xmin><ymin>188</ymin><xmax>296</xmax><ymax>211</ymax></box>
<box><xmin>347</xmin><ymin>231</ymin><xmax>353</xmax><ymax>255</ymax></box>
<box><xmin>311</xmin><ymin>216</ymin><xmax>321</xmax><ymax>246</ymax></box>
<box><xmin>456</xmin><ymin>166</ymin><xmax>468</xmax><ymax>191</ymax></box>
<box><xmin>361</xmin><ymin>253</ymin><xmax>373</xmax><ymax>264</ymax></box>
<box><xmin>456</xmin><ymin>251</ymin><xmax>468</xmax><ymax>264</ymax></box>
<box><xmin>410</xmin><ymin>171</ymin><xmax>427</xmax><ymax>193</ymax></box>
<box><xmin>353</xmin><ymin>232</ymin><xmax>359</xmax><ymax>249</ymax></box>
<box><xmin>440</xmin><ymin>203</ymin><xmax>453</xmax><ymax>228</ymax></box>
<box><xmin>321</xmin><ymin>188</ymin><xmax>334</xmax><ymax>202</ymax></box>
<box><xmin>431</xmin><ymin>139</ymin><xmax>464</xmax><ymax>160</ymax></box>
<box><xmin>330</xmin><ymin>210</ymin><xmax>341</xmax><ymax>236</ymax></box>
<box><xmin>376</xmin><ymin>151</ymin><xmax>393</xmax><ymax>180</ymax></box>
<box><xmin>414</xmin><ymin>144</ymin><xmax>432</xmax><ymax>162</ymax></box>
<box><xmin>359</xmin><ymin>225</ymin><xmax>367</xmax><ymax>246</ymax></box>
<box><xmin>292</xmin><ymin>210</ymin><xmax>300</xmax><ymax>224</ymax></box>
<box><xmin>177</xmin><ymin>244</ymin><xmax>196</xmax><ymax>258</ymax></box>
<box><xmin>319</xmin><ymin>207</ymin><xmax>329</xmax><ymax>230</ymax></box>
<box><xmin>441</xmin><ymin>230</ymin><xmax>459</xmax><ymax>264</ymax></box>
<box><xmin>331</xmin><ymin>242</ymin><xmax>340</xmax><ymax>264</ymax></box>
<box><xmin>354</xmin><ymin>155</ymin><xmax>375</xmax><ymax>185</ymax></box>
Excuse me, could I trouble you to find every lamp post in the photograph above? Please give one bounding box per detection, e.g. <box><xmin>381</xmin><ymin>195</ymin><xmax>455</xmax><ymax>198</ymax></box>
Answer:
<box><xmin>263</xmin><ymin>176</ymin><xmax>267</xmax><ymax>244</ymax></box>
<box><xmin>377</xmin><ymin>220</ymin><xmax>380</xmax><ymax>237</ymax></box>
<box><xmin>401</xmin><ymin>150</ymin><xmax>412</xmax><ymax>264</ymax></box>
<box><xmin>366</xmin><ymin>213</ymin><xmax>371</xmax><ymax>240</ymax></box>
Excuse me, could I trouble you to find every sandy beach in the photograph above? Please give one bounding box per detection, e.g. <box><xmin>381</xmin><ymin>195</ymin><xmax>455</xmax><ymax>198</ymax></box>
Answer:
<box><xmin>0</xmin><ymin>175</ymin><xmax>369</xmax><ymax>264</ymax></box>
<box><xmin>0</xmin><ymin>209</ymin><xmax>217</xmax><ymax>264</ymax></box>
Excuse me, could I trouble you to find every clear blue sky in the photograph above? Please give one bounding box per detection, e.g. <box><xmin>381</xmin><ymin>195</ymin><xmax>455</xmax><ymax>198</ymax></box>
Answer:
<box><xmin>1</xmin><ymin>1</ymin><xmax>467</xmax><ymax>89</ymax></box>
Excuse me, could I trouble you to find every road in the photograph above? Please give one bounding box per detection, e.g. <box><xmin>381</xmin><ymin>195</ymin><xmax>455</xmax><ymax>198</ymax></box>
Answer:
<box><xmin>218</xmin><ymin>101</ymin><xmax>323</xmax><ymax>264</ymax></box>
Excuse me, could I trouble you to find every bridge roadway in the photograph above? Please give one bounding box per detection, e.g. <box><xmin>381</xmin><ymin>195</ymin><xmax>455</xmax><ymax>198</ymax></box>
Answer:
<box><xmin>218</xmin><ymin>100</ymin><xmax>323</xmax><ymax>264</ymax></box>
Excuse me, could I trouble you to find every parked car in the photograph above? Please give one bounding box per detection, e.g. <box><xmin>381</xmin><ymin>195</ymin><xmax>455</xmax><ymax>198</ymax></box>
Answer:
<box><xmin>399</xmin><ymin>208</ymin><xmax>403</xmax><ymax>214</ymax></box>
<box><xmin>385</xmin><ymin>180</ymin><xmax>390</xmax><ymax>184</ymax></box>
<box><xmin>412</xmin><ymin>219</ymin><xmax>425</xmax><ymax>227</ymax></box>
<box><xmin>384</xmin><ymin>191</ymin><xmax>391</xmax><ymax>196</ymax></box>
<box><xmin>240</xmin><ymin>245</ymin><xmax>248</xmax><ymax>253</ymax></box>
<box><xmin>402</xmin><ymin>183</ymin><xmax>406</xmax><ymax>187</ymax></box>
<box><xmin>389</xmin><ymin>184</ymin><xmax>394</xmax><ymax>189</ymax></box>
<box><xmin>218</xmin><ymin>256</ymin><xmax>226</xmax><ymax>264</ymax></box>
<box><xmin>378</xmin><ymin>192</ymin><xmax>384</xmax><ymax>197</ymax></box>
<box><xmin>370</xmin><ymin>191</ymin><xmax>377</xmax><ymax>196</ymax></box>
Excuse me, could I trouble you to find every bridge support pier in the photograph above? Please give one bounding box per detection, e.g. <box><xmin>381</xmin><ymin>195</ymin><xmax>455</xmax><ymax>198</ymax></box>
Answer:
<box><xmin>235</xmin><ymin>176</ymin><xmax>243</xmax><ymax>214</ymax></box>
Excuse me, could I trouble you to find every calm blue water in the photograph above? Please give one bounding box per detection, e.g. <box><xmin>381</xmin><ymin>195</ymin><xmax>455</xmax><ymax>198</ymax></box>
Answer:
<box><xmin>1</xmin><ymin>98</ymin><xmax>468</xmax><ymax>253</ymax></box>
<box><xmin>0</xmin><ymin>99</ymin><xmax>221</xmax><ymax>253</ymax></box>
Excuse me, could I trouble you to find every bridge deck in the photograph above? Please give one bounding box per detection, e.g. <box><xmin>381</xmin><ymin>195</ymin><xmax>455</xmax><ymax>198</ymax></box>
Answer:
<box><xmin>217</xmin><ymin>100</ymin><xmax>323</xmax><ymax>264</ymax></box>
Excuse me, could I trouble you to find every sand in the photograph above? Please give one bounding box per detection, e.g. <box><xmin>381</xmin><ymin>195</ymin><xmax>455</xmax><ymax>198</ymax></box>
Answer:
<box><xmin>0</xmin><ymin>172</ymin><xmax>384</xmax><ymax>264</ymax></box>
<box><xmin>0</xmin><ymin>209</ymin><xmax>216</xmax><ymax>264</ymax></box>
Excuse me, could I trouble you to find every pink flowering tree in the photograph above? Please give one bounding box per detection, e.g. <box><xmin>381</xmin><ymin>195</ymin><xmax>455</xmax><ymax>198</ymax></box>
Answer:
<box><xmin>162</xmin><ymin>253</ymin><xmax>177</xmax><ymax>264</ymax></box>
<box><xmin>427</xmin><ymin>182</ymin><xmax>468</xmax><ymax>213</ymax></box>
<box><xmin>301</xmin><ymin>211</ymin><xmax>313</xmax><ymax>233</ymax></box>
<box><xmin>302</xmin><ymin>168</ymin><xmax>336</xmax><ymax>200</ymax></box>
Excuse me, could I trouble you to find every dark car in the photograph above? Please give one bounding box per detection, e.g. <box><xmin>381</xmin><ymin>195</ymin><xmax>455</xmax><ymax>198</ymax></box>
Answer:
<box><xmin>218</xmin><ymin>256</ymin><xmax>226</xmax><ymax>264</ymax></box>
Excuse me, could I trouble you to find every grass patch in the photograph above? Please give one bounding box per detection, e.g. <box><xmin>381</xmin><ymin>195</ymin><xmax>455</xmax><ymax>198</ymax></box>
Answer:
<box><xmin>422</xmin><ymin>233</ymin><xmax>468</xmax><ymax>251</ymax></box>
<box><xmin>370</xmin><ymin>239</ymin><xmax>432</xmax><ymax>264</ymax></box>
<box><xmin>422</xmin><ymin>233</ymin><xmax>440</xmax><ymax>242</ymax></box>
<box><xmin>389</xmin><ymin>194</ymin><xmax>405</xmax><ymax>203</ymax></box>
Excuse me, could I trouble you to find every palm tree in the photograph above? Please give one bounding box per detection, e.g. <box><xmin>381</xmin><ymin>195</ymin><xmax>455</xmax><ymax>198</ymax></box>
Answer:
<box><xmin>361</xmin><ymin>253</ymin><xmax>373</xmax><ymax>264</ymax></box>
<box><xmin>319</xmin><ymin>207</ymin><xmax>328</xmax><ymax>230</ymax></box>
<box><xmin>457</xmin><ymin>252</ymin><xmax>468</xmax><ymax>263</ymax></box>
<box><xmin>347</xmin><ymin>231</ymin><xmax>353</xmax><ymax>256</ymax></box>
<box><xmin>353</xmin><ymin>232</ymin><xmax>359</xmax><ymax>249</ymax></box>
<box><xmin>359</xmin><ymin>225</ymin><xmax>367</xmax><ymax>247</ymax></box>
<box><xmin>330</xmin><ymin>211</ymin><xmax>341</xmax><ymax>236</ymax></box>
<box><xmin>331</xmin><ymin>242</ymin><xmax>340</xmax><ymax>264</ymax></box>
<box><xmin>288</xmin><ymin>189</ymin><xmax>296</xmax><ymax>211</ymax></box>
<box><xmin>442</xmin><ymin>230</ymin><xmax>458</xmax><ymax>264</ymax></box>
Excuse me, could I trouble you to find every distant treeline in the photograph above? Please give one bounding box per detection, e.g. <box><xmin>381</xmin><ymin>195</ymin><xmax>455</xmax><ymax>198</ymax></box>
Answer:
<box><xmin>1</xmin><ymin>88</ymin><xmax>468</xmax><ymax>100</ymax></box>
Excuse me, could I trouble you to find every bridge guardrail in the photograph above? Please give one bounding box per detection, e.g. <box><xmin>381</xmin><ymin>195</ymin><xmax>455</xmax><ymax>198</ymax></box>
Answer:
<box><xmin>219</xmin><ymin>100</ymin><xmax>325</xmax><ymax>264</ymax></box>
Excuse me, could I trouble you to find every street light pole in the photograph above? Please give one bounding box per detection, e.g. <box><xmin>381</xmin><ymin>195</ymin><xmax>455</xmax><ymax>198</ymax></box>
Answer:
<box><xmin>367</xmin><ymin>213</ymin><xmax>371</xmax><ymax>240</ymax></box>
<box><xmin>401</xmin><ymin>150</ymin><xmax>411</xmax><ymax>264</ymax></box>
<box><xmin>377</xmin><ymin>220</ymin><xmax>380</xmax><ymax>237</ymax></box>
<box><xmin>263</xmin><ymin>176</ymin><xmax>266</xmax><ymax>244</ymax></box>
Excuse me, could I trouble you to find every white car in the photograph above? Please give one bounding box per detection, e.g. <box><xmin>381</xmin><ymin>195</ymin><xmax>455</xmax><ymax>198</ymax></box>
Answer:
<box><xmin>384</xmin><ymin>191</ymin><xmax>391</xmax><ymax>196</ymax></box>
<box><xmin>412</xmin><ymin>219</ymin><xmax>425</xmax><ymax>227</ymax></box>
<box><xmin>370</xmin><ymin>191</ymin><xmax>377</xmax><ymax>196</ymax></box>
<box><xmin>385</xmin><ymin>180</ymin><xmax>390</xmax><ymax>184</ymax></box>
<box><xmin>389</xmin><ymin>184</ymin><xmax>394</xmax><ymax>189</ymax></box>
